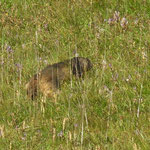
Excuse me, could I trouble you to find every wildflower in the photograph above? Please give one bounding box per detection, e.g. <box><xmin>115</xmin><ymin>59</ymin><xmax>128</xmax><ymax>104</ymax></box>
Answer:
<box><xmin>15</xmin><ymin>125</ymin><xmax>19</xmax><ymax>130</ymax></box>
<box><xmin>113</xmin><ymin>11</ymin><xmax>120</xmax><ymax>22</ymax></box>
<box><xmin>104</xmin><ymin>19</ymin><xmax>107</xmax><ymax>22</ymax></box>
<box><xmin>120</xmin><ymin>17</ymin><xmax>128</xmax><ymax>29</ymax></box>
<box><xmin>108</xmin><ymin>18</ymin><xmax>115</xmax><ymax>25</ymax></box>
<box><xmin>6</xmin><ymin>45</ymin><xmax>13</xmax><ymax>53</ymax></box>
<box><xmin>141</xmin><ymin>51</ymin><xmax>147</xmax><ymax>60</ymax></box>
<box><xmin>23</xmin><ymin>132</ymin><xmax>27</xmax><ymax>137</ymax></box>
<box><xmin>109</xmin><ymin>63</ymin><xmax>112</xmax><ymax>68</ymax></box>
<box><xmin>73</xmin><ymin>50</ymin><xmax>79</xmax><ymax>57</ymax></box>
<box><xmin>44</xmin><ymin>24</ymin><xmax>48</xmax><ymax>29</ymax></box>
<box><xmin>134</xmin><ymin>18</ymin><xmax>139</xmax><ymax>25</ymax></box>
<box><xmin>44</xmin><ymin>60</ymin><xmax>48</xmax><ymax>64</ymax></box>
<box><xmin>21</xmin><ymin>137</ymin><xmax>25</xmax><ymax>141</ymax></box>
<box><xmin>75</xmin><ymin>53</ymin><xmax>79</xmax><ymax>57</ymax></box>
<box><xmin>103</xmin><ymin>85</ymin><xmax>110</xmax><ymax>92</ymax></box>
<box><xmin>108</xmin><ymin>11</ymin><xmax>120</xmax><ymax>25</ymax></box>
<box><xmin>126</xmin><ymin>75</ymin><xmax>131</xmax><ymax>82</ymax></box>
<box><xmin>37</xmin><ymin>57</ymin><xmax>42</xmax><ymax>62</ymax></box>
<box><xmin>21</xmin><ymin>133</ymin><xmax>27</xmax><ymax>141</ymax></box>
<box><xmin>102</xmin><ymin>59</ymin><xmax>107</xmax><ymax>69</ymax></box>
<box><xmin>133</xmin><ymin>87</ymin><xmax>136</xmax><ymax>91</ymax></box>
<box><xmin>74</xmin><ymin>124</ymin><xmax>78</xmax><ymax>128</ymax></box>
<box><xmin>15</xmin><ymin>63</ymin><xmax>22</xmax><ymax>72</ymax></box>
<box><xmin>57</xmin><ymin>131</ymin><xmax>63</xmax><ymax>137</ymax></box>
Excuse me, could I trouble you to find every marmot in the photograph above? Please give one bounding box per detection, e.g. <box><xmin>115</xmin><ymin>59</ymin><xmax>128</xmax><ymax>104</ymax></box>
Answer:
<box><xmin>26</xmin><ymin>57</ymin><xmax>92</xmax><ymax>99</ymax></box>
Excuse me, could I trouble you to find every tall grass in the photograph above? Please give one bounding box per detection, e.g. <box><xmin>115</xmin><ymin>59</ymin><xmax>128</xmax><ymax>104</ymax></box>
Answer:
<box><xmin>0</xmin><ymin>0</ymin><xmax>150</xmax><ymax>149</ymax></box>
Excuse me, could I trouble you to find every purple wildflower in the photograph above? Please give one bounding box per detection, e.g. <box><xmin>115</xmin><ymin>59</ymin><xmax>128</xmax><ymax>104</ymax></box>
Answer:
<box><xmin>15</xmin><ymin>63</ymin><xmax>22</xmax><ymax>71</ymax></box>
<box><xmin>120</xmin><ymin>17</ymin><xmax>128</xmax><ymax>29</ymax></box>
<box><xmin>108</xmin><ymin>18</ymin><xmax>115</xmax><ymax>25</ymax></box>
<box><xmin>37</xmin><ymin>57</ymin><xmax>42</xmax><ymax>62</ymax></box>
<box><xmin>44</xmin><ymin>24</ymin><xmax>48</xmax><ymax>29</ymax></box>
<box><xmin>104</xmin><ymin>85</ymin><xmax>110</xmax><ymax>92</ymax></box>
<box><xmin>21</xmin><ymin>132</ymin><xmax>27</xmax><ymax>141</ymax></box>
<box><xmin>113</xmin><ymin>11</ymin><xmax>120</xmax><ymax>22</ymax></box>
<box><xmin>74</xmin><ymin>124</ymin><xmax>78</xmax><ymax>128</ymax></box>
<box><xmin>6</xmin><ymin>45</ymin><xmax>13</xmax><ymax>53</ymax></box>
<box><xmin>109</xmin><ymin>63</ymin><xmax>112</xmax><ymax>68</ymax></box>
<box><xmin>23</xmin><ymin>132</ymin><xmax>27</xmax><ymax>137</ymax></box>
<box><xmin>108</xmin><ymin>11</ymin><xmax>120</xmax><ymax>25</ymax></box>
<box><xmin>15</xmin><ymin>125</ymin><xmax>19</xmax><ymax>130</ymax></box>
<box><xmin>104</xmin><ymin>19</ymin><xmax>107</xmax><ymax>22</ymax></box>
<box><xmin>57</xmin><ymin>131</ymin><xmax>63</xmax><ymax>137</ymax></box>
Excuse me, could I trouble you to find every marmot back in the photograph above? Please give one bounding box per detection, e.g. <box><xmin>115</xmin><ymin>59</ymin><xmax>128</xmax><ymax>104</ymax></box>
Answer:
<box><xmin>26</xmin><ymin>57</ymin><xmax>92</xmax><ymax>99</ymax></box>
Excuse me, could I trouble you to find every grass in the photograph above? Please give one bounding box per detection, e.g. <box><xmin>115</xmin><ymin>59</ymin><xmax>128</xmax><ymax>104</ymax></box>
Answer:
<box><xmin>0</xmin><ymin>0</ymin><xmax>150</xmax><ymax>149</ymax></box>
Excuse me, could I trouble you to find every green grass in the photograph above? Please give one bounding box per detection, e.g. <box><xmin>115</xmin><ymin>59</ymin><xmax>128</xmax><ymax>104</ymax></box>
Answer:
<box><xmin>0</xmin><ymin>0</ymin><xmax>150</xmax><ymax>149</ymax></box>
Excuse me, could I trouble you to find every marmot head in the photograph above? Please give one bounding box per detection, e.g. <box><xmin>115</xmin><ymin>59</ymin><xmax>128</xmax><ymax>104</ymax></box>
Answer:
<box><xmin>71</xmin><ymin>57</ymin><xmax>93</xmax><ymax>77</ymax></box>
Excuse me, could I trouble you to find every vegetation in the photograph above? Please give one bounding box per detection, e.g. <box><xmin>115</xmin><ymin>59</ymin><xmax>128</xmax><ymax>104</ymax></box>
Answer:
<box><xmin>0</xmin><ymin>0</ymin><xmax>150</xmax><ymax>149</ymax></box>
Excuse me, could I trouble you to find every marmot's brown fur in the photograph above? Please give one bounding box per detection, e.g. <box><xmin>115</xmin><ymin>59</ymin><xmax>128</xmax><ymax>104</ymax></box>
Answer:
<box><xmin>26</xmin><ymin>57</ymin><xmax>92</xmax><ymax>99</ymax></box>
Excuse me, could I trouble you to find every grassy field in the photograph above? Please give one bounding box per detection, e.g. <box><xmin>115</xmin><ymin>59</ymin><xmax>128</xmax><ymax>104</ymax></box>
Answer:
<box><xmin>0</xmin><ymin>0</ymin><xmax>150</xmax><ymax>149</ymax></box>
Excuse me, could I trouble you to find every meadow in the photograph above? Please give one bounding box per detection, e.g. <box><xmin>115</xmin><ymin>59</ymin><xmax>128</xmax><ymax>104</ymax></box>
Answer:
<box><xmin>0</xmin><ymin>0</ymin><xmax>150</xmax><ymax>149</ymax></box>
